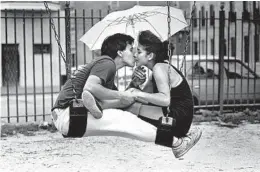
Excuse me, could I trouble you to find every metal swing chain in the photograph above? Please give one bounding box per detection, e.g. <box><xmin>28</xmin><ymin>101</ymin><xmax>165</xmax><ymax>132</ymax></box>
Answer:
<box><xmin>44</xmin><ymin>1</ymin><xmax>78</xmax><ymax>102</ymax></box>
<box><xmin>179</xmin><ymin>1</ymin><xmax>196</xmax><ymax>73</ymax></box>
<box><xmin>166</xmin><ymin>1</ymin><xmax>172</xmax><ymax>121</ymax></box>
<box><xmin>43</xmin><ymin>1</ymin><xmax>67</xmax><ymax>65</ymax></box>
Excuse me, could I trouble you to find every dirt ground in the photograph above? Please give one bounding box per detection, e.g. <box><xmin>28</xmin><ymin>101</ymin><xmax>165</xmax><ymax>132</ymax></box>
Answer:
<box><xmin>1</xmin><ymin>121</ymin><xmax>260</xmax><ymax>172</ymax></box>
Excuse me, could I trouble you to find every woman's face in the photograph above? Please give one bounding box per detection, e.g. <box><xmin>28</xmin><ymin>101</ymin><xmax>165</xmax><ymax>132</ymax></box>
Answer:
<box><xmin>135</xmin><ymin>44</ymin><xmax>150</xmax><ymax>67</ymax></box>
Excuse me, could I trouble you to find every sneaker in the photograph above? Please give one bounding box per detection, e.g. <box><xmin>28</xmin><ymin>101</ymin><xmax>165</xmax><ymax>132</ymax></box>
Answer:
<box><xmin>82</xmin><ymin>90</ymin><xmax>103</xmax><ymax>119</ymax></box>
<box><xmin>172</xmin><ymin>128</ymin><xmax>202</xmax><ymax>158</ymax></box>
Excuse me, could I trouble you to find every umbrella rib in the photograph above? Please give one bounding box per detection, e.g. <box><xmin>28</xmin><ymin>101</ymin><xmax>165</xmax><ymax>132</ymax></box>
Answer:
<box><xmin>140</xmin><ymin>18</ymin><xmax>164</xmax><ymax>39</ymax></box>
<box><xmin>90</xmin><ymin>21</ymin><xmax>121</xmax><ymax>49</ymax></box>
<box><xmin>155</xmin><ymin>11</ymin><xmax>188</xmax><ymax>25</ymax></box>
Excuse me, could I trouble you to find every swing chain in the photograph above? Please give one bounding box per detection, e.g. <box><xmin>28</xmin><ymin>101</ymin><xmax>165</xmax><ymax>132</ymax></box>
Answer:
<box><xmin>180</xmin><ymin>1</ymin><xmax>196</xmax><ymax>73</ymax></box>
<box><xmin>166</xmin><ymin>1</ymin><xmax>172</xmax><ymax>121</ymax></box>
<box><xmin>43</xmin><ymin>1</ymin><xmax>67</xmax><ymax>65</ymax></box>
<box><xmin>44</xmin><ymin>1</ymin><xmax>78</xmax><ymax>102</ymax></box>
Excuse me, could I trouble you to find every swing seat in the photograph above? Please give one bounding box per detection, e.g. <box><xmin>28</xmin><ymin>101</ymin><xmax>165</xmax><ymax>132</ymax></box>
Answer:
<box><xmin>63</xmin><ymin>99</ymin><xmax>88</xmax><ymax>138</ymax></box>
<box><xmin>155</xmin><ymin>116</ymin><xmax>176</xmax><ymax>148</ymax></box>
<box><xmin>70</xmin><ymin>99</ymin><xmax>89</xmax><ymax>116</ymax></box>
<box><xmin>160</xmin><ymin>116</ymin><xmax>176</xmax><ymax>128</ymax></box>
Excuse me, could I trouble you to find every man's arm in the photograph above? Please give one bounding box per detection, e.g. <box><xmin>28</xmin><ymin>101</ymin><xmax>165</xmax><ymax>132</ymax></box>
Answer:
<box><xmin>84</xmin><ymin>75</ymin><xmax>135</xmax><ymax>108</ymax></box>
<box><xmin>84</xmin><ymin>75</ymin><xmax>122</xmax><ymax>100</ymax></box>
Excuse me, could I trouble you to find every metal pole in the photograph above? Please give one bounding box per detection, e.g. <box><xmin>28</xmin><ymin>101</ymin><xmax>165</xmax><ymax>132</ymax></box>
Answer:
<box><xmin>218</xmin><ymin>3</ymin><xmax>225</xmax><ymax>114</ymax></box>
<box><xmin>65</xmin><ymin>2</ymin><xmax>71</xmax><ymax>79</ymax></box>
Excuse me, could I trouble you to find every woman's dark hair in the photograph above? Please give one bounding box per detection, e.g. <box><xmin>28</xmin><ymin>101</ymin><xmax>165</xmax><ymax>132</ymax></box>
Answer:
<box><xmin>138</xmin><ymin>30</ymin><xmax>174</xmax><ymax>63</ymax></box>
<box><xmin>101</xmin><ymin>33</ymin><xmax>134</xmax><ymax>59</ymax></box>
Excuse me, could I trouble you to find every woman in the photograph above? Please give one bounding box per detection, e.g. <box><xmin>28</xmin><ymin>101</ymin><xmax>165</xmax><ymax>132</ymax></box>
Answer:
<box><xmin>127</xmin><ymin>30</ymin><xmax>202</xmax><ymax>153</ymax></box>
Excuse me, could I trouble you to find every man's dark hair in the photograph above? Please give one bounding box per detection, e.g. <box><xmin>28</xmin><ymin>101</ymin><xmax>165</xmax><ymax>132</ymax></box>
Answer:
<box><xmin>101</xmin><ymin>33</ymin><xmax>134</xmax><ymax>59</ymax></box>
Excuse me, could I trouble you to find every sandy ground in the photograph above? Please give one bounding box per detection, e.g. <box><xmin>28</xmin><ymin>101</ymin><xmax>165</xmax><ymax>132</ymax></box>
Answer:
<box><xmin>1</xmin><ymin>122</ymin><xmax>260</xmax><ymax>172</ymax></box>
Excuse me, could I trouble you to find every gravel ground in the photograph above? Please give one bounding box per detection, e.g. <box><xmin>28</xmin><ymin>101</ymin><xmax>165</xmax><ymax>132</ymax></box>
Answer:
<box><xmin>1</xmin><ymin>122</ymin><xmax>260</xmax><ymax>172</ymax></box>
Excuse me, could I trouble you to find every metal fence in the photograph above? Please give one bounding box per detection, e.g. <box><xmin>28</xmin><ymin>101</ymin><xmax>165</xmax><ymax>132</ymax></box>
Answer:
<box><xmin>1</xmin><ymin>7</ymin><xmax>260</xmax><ymax>123</ymax></box>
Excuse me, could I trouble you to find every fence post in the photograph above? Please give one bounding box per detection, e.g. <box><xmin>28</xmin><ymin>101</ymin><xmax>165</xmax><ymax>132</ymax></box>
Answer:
<box><xmin>218</xmin><ymin>3</ymin><xmax>225</xmax><ymax>114</ymax></box>
<box><xmin>65</xmin><ymin>2</ymin><xmax>71</xmax><ymax>79</ymax></box>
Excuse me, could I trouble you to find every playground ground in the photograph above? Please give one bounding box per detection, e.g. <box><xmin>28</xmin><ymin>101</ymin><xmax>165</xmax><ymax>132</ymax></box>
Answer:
<box><xmin>1</xmin><ymin>120</ymin><xmax>260</xmax><ymax>172</ymax></box>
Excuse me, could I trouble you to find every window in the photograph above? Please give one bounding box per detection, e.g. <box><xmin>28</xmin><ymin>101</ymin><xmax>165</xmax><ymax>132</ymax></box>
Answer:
<box><xmin>231</xmin><ymin>37</ymin><xmax>236</xmax><ymax>57</ymax></box>
<box><xmin>253</xmin><ymin>1</ymin><xmax>260</xmax><ymax>20</ymax></box>
<box><xmin>230</xmin><ymin>1</ymin><xmax>235</xmax><ymax>12</ymax></box>
<box><xmin>187</xmin><ymin>61</ymin><xmax>219</xmax><ymax>79</ymax></box>
<box><xmin>33</xmin><ymin>44</ymin><xmax>51</xmax><ymax>54</ymax></box>
<box><xmin>244</xmin><ymin>36</ymin><xmax>249</xmax><ymax>63</ymax></box>
<box><xmin>72</xmin><ymin>53</ymin><xmax>76</xmax><ymax>67</ymax></box>
<box><xmin>255</xmin><ymin>34</ymin><xmax>259</xmax><ymax>62</ymax></box>
<box><xmin>193</xmin><ymin>7</ymin><xmax>197</xmax><ymax>27</ymax></box>
<box><xmin>201</xmin><ymin>6</ymin><xmax>206</xmax><ymax>27</ymax></box>
<box><xmin>242</xmin><ymin>1</ymin><xmax>250</xmax><ymax>21</ymax></box>
<box><xmin>243</xmin><ymin>1</ymin><xmax>248</xmax><ymax>11</ymax></box>
<box><xmin>229</xmin><ymin>1</ymin><xmax>236</xmax><ymax>22</ymax></box>
<box><xmin>224</xmin><ymin>61</ymin><xmax>255</xmax><ymax>79</ymax></box>
<box><xmin>223</xmin><ymin>39</ymin><xmax>227</xmax><ymax>56</ymax></box>
<box><xmin>193</xmin><ymin>41</ymin><xmax>198</xmax><ymax>55</ymax></box>
<box><xmin>201</xmin><ymin>40</ymin><xmax>205</xmax><ymax>54</ymax></box>
<box><xmin>211</xmin><ymin>39</ymin><xmax>215</xmax><ymax>55</ymax></box>
<box><xmin>210</xmin><ymin>5</ymin><xmax>215</xmax><ymax>26</ymax></box>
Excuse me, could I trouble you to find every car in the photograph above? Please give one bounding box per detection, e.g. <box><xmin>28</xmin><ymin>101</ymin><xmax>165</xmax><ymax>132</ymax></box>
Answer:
<box><xmin>172</xmin><ymin>55</ymin><xmax>260</xmax><ymax>106</ymax></box>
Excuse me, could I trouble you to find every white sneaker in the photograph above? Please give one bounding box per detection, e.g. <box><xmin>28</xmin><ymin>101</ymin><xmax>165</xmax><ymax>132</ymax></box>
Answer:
<box><xmin>82</xmin><ymin>90</ymin><xmax>103</xmax><ymax>119</ymax></box>
<box><xmin>172</xmin><ymin>128</ymin><xmax>202</xmax><ymax>158</ymax></box>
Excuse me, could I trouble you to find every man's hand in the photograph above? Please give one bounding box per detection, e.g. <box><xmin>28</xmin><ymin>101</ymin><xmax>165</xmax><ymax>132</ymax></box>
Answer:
<box><xmin>132</xmin><ymin>66</ymin><xmax>146</xmax><ymax>87</ymax></box>
<box><xmin>119</xmin><ymin>91</ymin><xmax>135</xmax><ymax>107</ymax></box>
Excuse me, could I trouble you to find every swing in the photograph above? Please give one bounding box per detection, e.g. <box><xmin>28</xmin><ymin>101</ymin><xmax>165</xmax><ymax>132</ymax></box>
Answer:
<box><xmin>155</xmin><ymin>1</ymin><xmax>196</xmax><ymax>147</ymax></box>
<box><xmin>44</xmin><ymin>1</ymin><xmax>89</xmax><ymax>137</ymax></box>
<box><xmin>45</xmin><ymin>1</ymin><xmax>196</xmax><ymax>138</ymax></box>
<box><xmin>159</xmin><ymin>1</ymin><xmax>196</xmax><ymax>127</ymax></box>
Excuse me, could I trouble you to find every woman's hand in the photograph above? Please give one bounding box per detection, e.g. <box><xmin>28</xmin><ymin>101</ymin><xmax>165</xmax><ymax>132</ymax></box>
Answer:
<box><xmin>131</xmin><ymin>66</ymin><xmax>146</xmax><ymax>87</ymax></box>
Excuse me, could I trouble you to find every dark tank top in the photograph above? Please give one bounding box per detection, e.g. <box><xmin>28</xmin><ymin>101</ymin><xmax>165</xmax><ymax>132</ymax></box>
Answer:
<box><xmin>152</xmin><ymin>63</ymin><xmax>194</xmax><ymax>118</ymax></box>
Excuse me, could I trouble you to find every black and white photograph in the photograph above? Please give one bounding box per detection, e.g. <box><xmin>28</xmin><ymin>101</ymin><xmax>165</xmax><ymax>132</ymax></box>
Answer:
<box><xmin>1</xmin><ymin>1</ymin><xmax>260</xmax><ymax>171</ymax></box>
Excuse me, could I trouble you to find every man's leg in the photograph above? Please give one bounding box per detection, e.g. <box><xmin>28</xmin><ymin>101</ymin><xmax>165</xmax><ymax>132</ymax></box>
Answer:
<box><xmin>85</xmin><ymin>109</ymin><xmax>157</xmax><ymax>142</ymax></box>
<box><xmin>52</xmin><ymin>107</ymin><xmax>156</xmax><ymax>142</ymax></box>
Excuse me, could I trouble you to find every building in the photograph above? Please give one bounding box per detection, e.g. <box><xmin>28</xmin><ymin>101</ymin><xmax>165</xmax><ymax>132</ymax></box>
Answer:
<box><xmin>1</xmin><ymin>1</ymin><xmax>66</xmax><ymax>92</ymax></box>
<box><xmin>188</xmin><ymin>1</ymin><xmax>260</xmax><ymax>71</ymax></box>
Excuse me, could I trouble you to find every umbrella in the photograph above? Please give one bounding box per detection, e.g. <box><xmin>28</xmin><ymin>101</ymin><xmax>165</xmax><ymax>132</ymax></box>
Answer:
<box><xmin>80</xmin><ymin>5</ymin><xmax>187</xmax><ymax>50</ymax></box>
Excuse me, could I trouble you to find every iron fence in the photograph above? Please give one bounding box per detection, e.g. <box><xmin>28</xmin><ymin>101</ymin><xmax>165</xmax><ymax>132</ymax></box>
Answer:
<box><xmin>1</xmin><ymin>8</ymin><xmax>260</xmax><ymax>123</ymax></box>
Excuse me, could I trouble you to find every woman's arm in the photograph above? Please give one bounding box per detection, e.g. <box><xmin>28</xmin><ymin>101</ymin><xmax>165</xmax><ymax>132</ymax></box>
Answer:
<box><xmin>133</xmin><ymin>64</ymin><xmax>171</xmax><ymax>107</ymax></box>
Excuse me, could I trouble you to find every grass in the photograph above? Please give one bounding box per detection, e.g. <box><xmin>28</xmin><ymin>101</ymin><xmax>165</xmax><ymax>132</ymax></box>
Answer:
<box><xmin>1</xmin><ymin>121</ymin><xmax>57</xmax><ymax>137</ymax></box>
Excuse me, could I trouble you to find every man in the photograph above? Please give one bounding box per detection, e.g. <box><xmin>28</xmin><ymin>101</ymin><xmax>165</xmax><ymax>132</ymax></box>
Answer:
<box><xmin>51</xmin><ymin>33</ymin><xmax>201</xmax><ymax>158</ymax></box>
<box><xmin>52</xmin><ymin>33</ymin><xmax>137</xmax><ymax>120</ymax></box>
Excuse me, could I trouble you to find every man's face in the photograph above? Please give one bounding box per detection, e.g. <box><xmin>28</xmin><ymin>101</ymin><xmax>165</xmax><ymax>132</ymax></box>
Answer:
<box><xmin>121</xmin><ymin>43</ymin><xmax>135</xmax><ymax>67</ymax></box>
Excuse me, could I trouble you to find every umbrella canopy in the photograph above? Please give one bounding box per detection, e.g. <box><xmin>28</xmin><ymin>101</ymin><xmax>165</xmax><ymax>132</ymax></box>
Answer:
<box><xmin>80</xmin><ymin>5</ymin><xmax>187</xmax><ymax>50</ymax></box>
